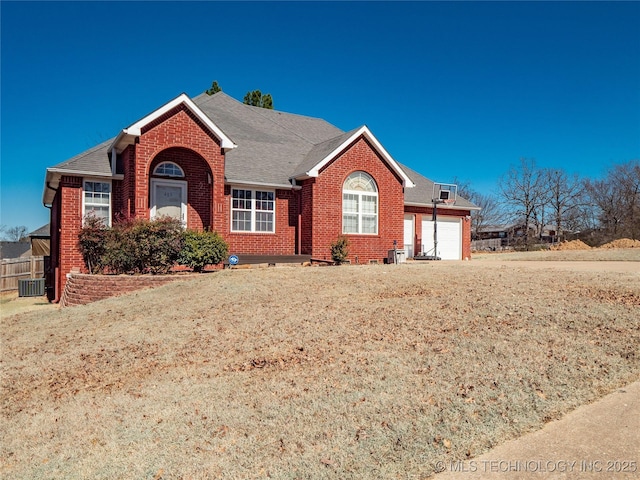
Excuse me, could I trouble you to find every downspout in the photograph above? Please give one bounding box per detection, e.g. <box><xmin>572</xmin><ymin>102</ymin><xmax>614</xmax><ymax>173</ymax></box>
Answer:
<box><xmin>111</xmin><ymin>147</ymin><xmax>117</xmax><ymax>176</ymax></box>
<box><xmin>291</xmin><ymin>178</ymin><xmax>302</xmax><ymax>255</ymax></box>
<box><xmin>297</xmin><ymin>189</ymin><xmax>302</xmax><ymax>255</ymax></box>
<box><xmin>45</xmin><ymin>181</ymin><xmax>61</xmax><ymax>303</ymax></box>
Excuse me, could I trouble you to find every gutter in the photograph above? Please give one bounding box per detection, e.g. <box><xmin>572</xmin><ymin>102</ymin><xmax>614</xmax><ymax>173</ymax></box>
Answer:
<box><xmin>226</xmin><ymin>179</ymin><xmax>302</xmax><ymax>190</ymax></box>
<box><xmin>404</xmin><ymin>201</ymin><xmax>482</xmax><ymax>211</ymax></box>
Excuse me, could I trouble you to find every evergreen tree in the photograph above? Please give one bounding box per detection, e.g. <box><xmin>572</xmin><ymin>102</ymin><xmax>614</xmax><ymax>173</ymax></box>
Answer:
<box><xmin>243</xmin><ymin>90</ymin><xmax>274</xmax><ymax>109</ymax></box>
<box><xmin>205</xmin><ymin>81</ymin><xmax>222</xmax><ymax>96</ymax></box>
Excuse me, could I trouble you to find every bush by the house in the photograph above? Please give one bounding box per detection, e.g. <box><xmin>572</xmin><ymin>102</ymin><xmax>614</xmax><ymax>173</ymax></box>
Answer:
<box><xmin>107</xmin><ymin>217</ymin><xmax>184</xmax><ymax>274</ymax></box>
<box><xmin>77</xmin><ymin>213</ymin><xmax>109</xmax><ymax>274</ymax></box>
<box><xmin>78</xmin><ymin>217</ymin><xmax>185</xmax><ymax>275</ymax></box>
<box><xmin>330</xmin><ymin>235</ymin><xmax>349</xmax><ymax>265</ymax></box>
<box><xmin>178</xmin><ymin>230</ymin><xmax>229</xmax><ymax>272</ymax></box>
<box><xmin>77</xmin><ymin>218</ymin><xmax>230</xmax><ymax>274</ymax></box>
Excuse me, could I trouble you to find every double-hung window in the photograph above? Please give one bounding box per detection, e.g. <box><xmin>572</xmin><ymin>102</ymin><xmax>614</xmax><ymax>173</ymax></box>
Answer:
<box><xmin>342</xmin><ymin>172</ymin><xmax>378</xmax><ymax>234</ymax></box>
<box><xmin>83</xmin><ymin>180</ymin><xmax>111</xmax><ymax>226</ymax></box>
<box><xmin>231</xmin><ymin>188</ymin><xmax>275</xmax><ymax>232</ymax></box>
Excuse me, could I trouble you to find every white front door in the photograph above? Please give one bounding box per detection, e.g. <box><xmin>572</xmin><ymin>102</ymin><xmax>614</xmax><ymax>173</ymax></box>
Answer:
<box><xmin>421</xmin><ymin>216</ymin><xmax>462</xmax><ymax>260</ymax></box>
<box><xmin>151</xmin><ymin>179</ymin><xmax>187</xmax><ymax>225</ymax></box>
<box><xmin>404</xmin><ymin>214</ymin><xmax>415</xmax><ymax>258</ymax></box>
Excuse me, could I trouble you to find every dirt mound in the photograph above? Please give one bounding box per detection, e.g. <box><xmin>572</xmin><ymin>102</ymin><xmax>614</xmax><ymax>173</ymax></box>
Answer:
<box><xmin>551</xmin><ymin>239</ymin><xmax>592</xmax><ymax>251</ymax></box>
<box><xmin>600</xmin><ymin>238</ymin><xmax>640</xmax><ymax>249</ymax></box>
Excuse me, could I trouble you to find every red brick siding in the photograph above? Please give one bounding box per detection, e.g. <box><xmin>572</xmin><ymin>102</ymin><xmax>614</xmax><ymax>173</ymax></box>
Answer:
<box><xmin>132</xmin><ymin>105</ymin><xmax>225</xmax><ymax>229</ymax></box>
<box><xmin>309</xmin><ymin>137</ymin><xmax>405</xmax><ymax>263</ymax></box>
<box><xmin>220</xmin><ymin>185</ymin><xmax>297</xmax><ymax>255</ymax></box>
<box><xmin>56</xmin><ymin>176</ymin><xmax>85</xmax><ymax>296</ymax></box>
<box><xmin>115</xmin><ymin>145</ymin><xmax>136</xmax><ymax>219</ymax></box>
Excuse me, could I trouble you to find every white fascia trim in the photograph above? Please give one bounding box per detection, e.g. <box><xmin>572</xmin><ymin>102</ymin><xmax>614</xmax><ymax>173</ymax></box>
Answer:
<box><xmin>46</xmin><ymin>167</ymin><xmax>123</xmax><ymax>179</ymax></box>
<box><xmin>305</xmin><ymin>126</ymin><xmax>416</xmax><ymax>188</ymax></box>
<box><xmin>43</xmin><ymin>169</ymin><xmax>124</xmax><ymax>205</ymax></box>
<box><xmin>109</xmin><ymin>93</ymin><xmax>237</xmax><ymax>153</ymax></box>
<box><xmin>226</xmin><ymin>179</ymin><xmax>299</xmax><ymax>190</ymax></box>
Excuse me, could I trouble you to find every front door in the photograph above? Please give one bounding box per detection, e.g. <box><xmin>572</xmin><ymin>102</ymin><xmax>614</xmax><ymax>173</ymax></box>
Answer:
<box><xmin>151</xmin><ymin>179</ymin><xmax>187</xmax><ymax>225</ymax></box>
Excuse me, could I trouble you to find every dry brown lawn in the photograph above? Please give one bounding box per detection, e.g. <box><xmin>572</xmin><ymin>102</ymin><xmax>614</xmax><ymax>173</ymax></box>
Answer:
<box><xmin>1</xmin><ymin>291</ymin><xmax>56</xmax><ymax>318</ymax></box>
<box><xmin>2</xmin><ymin>250</ymin><xmax>639</xmax><ymax>479</ymax></box>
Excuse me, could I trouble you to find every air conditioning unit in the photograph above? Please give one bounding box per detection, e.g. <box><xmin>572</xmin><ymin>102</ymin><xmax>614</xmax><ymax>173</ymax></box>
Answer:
<box><xmin>18</xmin><ymin>278</ymin><xmax>45</xmax><ymax>297</ymax></box>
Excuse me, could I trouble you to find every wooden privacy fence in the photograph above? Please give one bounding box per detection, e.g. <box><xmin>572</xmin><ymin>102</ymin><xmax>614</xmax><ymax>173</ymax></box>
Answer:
<box><xmin>1</xmin><ymin>257</ymin><xmax>45</xmax><ymax>292</ymax></box>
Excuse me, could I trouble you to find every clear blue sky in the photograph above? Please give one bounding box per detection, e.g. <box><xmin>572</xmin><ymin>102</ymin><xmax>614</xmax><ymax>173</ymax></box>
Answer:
<box><xmin>2</xmin><ymin>1</ymin><xmax>639</xmax><ymax>233</ymax></box>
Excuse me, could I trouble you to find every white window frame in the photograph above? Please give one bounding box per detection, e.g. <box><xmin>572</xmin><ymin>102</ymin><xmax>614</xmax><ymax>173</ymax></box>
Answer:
<box><xmin>230</xmin><ymin>188</ymin><xmax>276</xmax><ymax>233</ymax></box>
<box><xmin>342</xmin><ymin>172</ymin><xmax>378</xmax><ymax>235</ymax></box>
<box><xmin>150</xmin><ymin>178</ymin><xmax>187</xmax><ymax>226</ymax></box>
<box><xmin>82</xmin><ymin>179</ymin><xmax>112</xmax><ymax>227</ymax></box>
<box><xmin>153</xmin><ymin>161</ymin><xmax>185</xmax><ymax>178</ymax></box>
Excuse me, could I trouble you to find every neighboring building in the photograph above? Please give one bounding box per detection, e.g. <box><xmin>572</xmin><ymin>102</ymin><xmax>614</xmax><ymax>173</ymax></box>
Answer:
<box><xmin>43</xmin><ymin>92</ymin><xmax>478</xmax><ymax>301</ymax></box>
<box><xmin>29</xmin><ymin>224</ymin><xmax>51</xmax><ymax>256</ymax></box>
<box><xmin>0</xmin><ymin>242</ymin><xmax>31</xmax><ymax>260</ymax></box>
<box><xmin>473</xmin><ymin>223</ymin><xmax>568</xmax><ymax>250</ymax></box>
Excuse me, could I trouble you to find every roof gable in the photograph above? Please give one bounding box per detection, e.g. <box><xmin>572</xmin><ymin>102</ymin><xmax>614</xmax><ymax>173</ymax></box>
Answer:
<box><xmin>110</xmin><ymin>93</ymin><xmax>236</xmax><ymax>153</ymax></box>
<box><xmin>291</xmin><ymin>126</ymin><xmax>415</xmax><ymax>188</ymax></box>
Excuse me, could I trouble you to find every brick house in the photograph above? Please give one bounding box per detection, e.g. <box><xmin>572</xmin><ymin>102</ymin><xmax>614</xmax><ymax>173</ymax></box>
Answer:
<box><xmin>43</xmin><ymin>92</ymin><xmax>478</xmax><ymax>301</ymax></box>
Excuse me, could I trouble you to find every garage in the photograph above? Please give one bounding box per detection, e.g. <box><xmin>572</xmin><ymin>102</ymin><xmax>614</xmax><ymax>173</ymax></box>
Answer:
<box><xmin>421</xmin><ymin>216</ymin><xmax>462</xmax><ymax>260</ymax></box>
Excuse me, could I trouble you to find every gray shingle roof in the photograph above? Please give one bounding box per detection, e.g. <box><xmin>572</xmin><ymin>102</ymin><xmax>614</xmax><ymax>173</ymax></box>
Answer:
<box><xmin>0</xmin><ymin>242</ymin><xmax>31</xmax><ymax>259</ymax></box>
<box><xmin>291</xmin><ymin>127</ymin><xmax>363</xmax><ymax>179</ymax></box>
<box><xmin>400</xmin><ymin>163</ymin><xmax>478</xmax><ymax>209</ymax></box>
<box><xmin>49</xmin><ymin>138</ymin><xmax>113</xmax><ymax>176</ymax></box>
<box><xmin>46</xmin><ymin>91</ymin><xmax>478</xmax><ymax>209</ymax></box>
<box><xmin>193</xmin><ymin>92</ymin><xmax>345</xmax><ymax>186</ymax></box>
<box><xmin>29</xmin><ymin>224</ymin><xmax>51</xmax><ymax>237</ymax></box>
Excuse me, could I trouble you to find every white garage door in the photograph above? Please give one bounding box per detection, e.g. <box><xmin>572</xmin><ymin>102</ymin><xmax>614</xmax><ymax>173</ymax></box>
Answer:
<box><xmin>421</xmin><ymin>217</ymin><xmax>462</xmax><ymax>260</ymax></box>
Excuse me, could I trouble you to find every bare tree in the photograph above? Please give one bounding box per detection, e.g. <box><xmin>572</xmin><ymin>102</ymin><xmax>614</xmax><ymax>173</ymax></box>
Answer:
<box><xmin>450</xmin><ymin>177</ymin><xmax>503</xmax><ymax>240</ymax></box>
<box><xmin>614</xmin><ymin>160</ymin><xmax>640</xmax><ymax>240</ymax></box>
<box><xmin>3</xmin><ymin>225</ymin><xmax>29</xmax><ymax>242</ymax></box>
<box><xmin>584</xmin><ymin>160</ymin><xmax>640</xmax><ymax>242</ymax></box>
<box><xmin>499</xmin><ymin>158</ymin><xmax>546</xmax><ymax>249</ymax></box>
<box><xmin>544</xmin><ymin>168</ymin><xmax>583</xmax><ymax>243</ymax></box>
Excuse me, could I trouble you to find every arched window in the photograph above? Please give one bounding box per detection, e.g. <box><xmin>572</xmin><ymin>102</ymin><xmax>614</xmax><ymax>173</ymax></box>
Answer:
<box><xmin>153</xmin><ymin>162</ymin><xmax>184</xmax><ymax>178</ymax></box>
<box><xmin>342</xmin><ymin>171</ymin><xmax>378</xmax><ymax>234</ymax></box>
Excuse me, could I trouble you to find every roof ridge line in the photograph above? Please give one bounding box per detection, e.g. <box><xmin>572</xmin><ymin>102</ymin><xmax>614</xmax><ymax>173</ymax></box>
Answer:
<box><xmin>246</xmin><ymin>102</ymin><xmax>343</xmax><ymax>146</ymax></box>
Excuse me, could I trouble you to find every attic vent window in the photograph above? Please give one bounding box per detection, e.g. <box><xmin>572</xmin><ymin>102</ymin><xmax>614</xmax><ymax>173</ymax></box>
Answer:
<box><xmin>154</xmin><ymin>162</ymin><xmax>184</xmax><ymax>178</ymax></box>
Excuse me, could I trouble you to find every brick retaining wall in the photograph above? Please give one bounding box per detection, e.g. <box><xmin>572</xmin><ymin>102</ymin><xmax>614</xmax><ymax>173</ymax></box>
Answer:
<box><xmin>60</xmin><ymin>273</ymin><xmax>192</xmax><ymax>307</ymax></box>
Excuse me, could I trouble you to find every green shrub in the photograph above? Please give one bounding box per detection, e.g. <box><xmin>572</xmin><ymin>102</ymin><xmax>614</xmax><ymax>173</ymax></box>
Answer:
<box><xmin>178</xmin><ymin>230</ymin><xmax>229</xmax><ymax>272</ymax></box>
<box><xmin>330</xmin><ymin>235</ymin><xmax>349</xmax><ymax>264</ymax></box>
<box><xmin>100</xmin><ymin>217</ymin><xmax>184</xmax><ymax>274</ymax></box>
<box><xmin>77</xmin><ymin>213</ymin><xmax>108</xmax><ymax>274</ymax></box>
